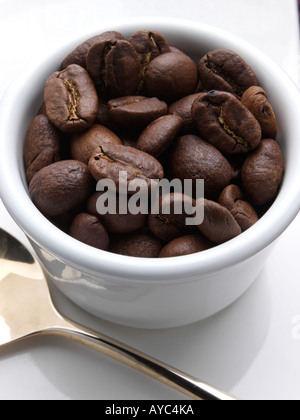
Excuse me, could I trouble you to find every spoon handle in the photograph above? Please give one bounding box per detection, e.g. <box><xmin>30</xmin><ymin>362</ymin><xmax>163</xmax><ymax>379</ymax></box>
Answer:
<box><xmin>43</xmin><ymin>318</ymin><xmax>236</xmax><ymax>400</ymax></box>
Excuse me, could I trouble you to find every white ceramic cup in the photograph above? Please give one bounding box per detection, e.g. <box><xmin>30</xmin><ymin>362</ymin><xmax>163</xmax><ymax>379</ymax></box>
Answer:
<box><xmin>1</xmin><ymin>18</ymin><xmax>300</xmax><ymax>329</ymax></box>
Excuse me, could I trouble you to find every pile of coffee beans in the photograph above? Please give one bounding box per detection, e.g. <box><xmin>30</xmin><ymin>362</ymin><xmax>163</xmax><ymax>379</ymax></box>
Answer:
<box><xmin>25</xmin><ymin>30</ymin><xmax>284</xmax><ymax>258</ymax></box>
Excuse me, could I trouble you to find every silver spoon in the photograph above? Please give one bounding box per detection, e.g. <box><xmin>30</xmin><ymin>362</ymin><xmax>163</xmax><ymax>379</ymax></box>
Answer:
<box><xmin>0</xmin><ymin>228</ymin><xmax>236</xmax><ymax>400</ymax></box>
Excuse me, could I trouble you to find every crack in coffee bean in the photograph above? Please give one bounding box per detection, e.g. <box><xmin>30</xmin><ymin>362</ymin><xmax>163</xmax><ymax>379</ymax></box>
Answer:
<box><xmin>62</xmin><ymin>79</ymin><xmax>80</xmax><ymax>121</ymax></box>
<box><xmin>192</xmin><ymin>91</ymin><xmax>261</xmax><ymax>154</ymax></box>
<box><xmin>93</xmin><ymin>151</ymin><xmax>115</xmax><ymax>164</ymax></box>
<box><xmin>86</xmin><ymin>39</ymin><xmax>115</xmax><ymax>91</ymax></box>
<box><xmin>102</xmin><ymin>42</ymin><xmax>115</xmax><ymax>86</ymax></box>
<box><xmin>218</xmin><ymin>105</ymin><xmax>248</xmax><ymax>148</ymax></box>
<box><xmin>93</xmin><ymin>148</ymin><xmax>146</xmax><ymax>178</ymax></box>
<box><xmin>206</xmin><ymin>54</ymin><xmax>244</xmax><ymax>97</ymax></box>
<box><xmin>109</xmin><ymin>97</ymin><xmax>143</xmax><ymax>108</ymax></box>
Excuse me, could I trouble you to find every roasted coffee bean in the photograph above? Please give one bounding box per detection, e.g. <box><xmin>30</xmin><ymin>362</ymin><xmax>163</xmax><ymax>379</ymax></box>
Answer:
<box><xmin>169</xmin><ymin>135</ymin><xmax>232</xmax><ymax>198</ymax></box>
<box><xmin>86</xmin><ymin>39</ymin><xmax>141</xmax><ymax>98</ymax></box>
<box><xmin>241</xmin><ymin>86</ymin><xmax>278</xmax><ymax>139</ymax></box>
<box><xmin>69</xmin><ymin>213</ymin><xmax>109</xmax><ymax>250</ymax></box>
<box><xmin>197</xmin><ymin>198</ymin><xmax>242</xmax><ymax>244</ymax></box>
<box><xmin>70</xmin><ymin>124</ymin><xmax>122</xmax><ymax>164</ymax></box>
<box><xmin>87</xmin><ymin>192</ymin><xmax>147</xmax><ymax>234</ymax></box>
<box><xmin>88</xmin><ymin>143</ymin><xmax>164</xmax><ymax>193</ymax></box>
<box><xmin>29</xmin><ymin>160</ymin><xmax>94</xmax><ymax>217</ymax></box>
<box><xmin>169</xmin><ymin>93</ymin><xmax>200</xmax><ymax>132</ymax></box>
<box><xmin>218</xmin><ymin>184</ymin><xmax>258</xmax><ymax>231</ymax></box>
<box><xmin>109</xmin><ymin>229</ymin><xmax>162</xmax><ymax>258</ymax></box>
<box><xmin>108</xmin><ymin>96</ymin><xmax>168</xmax><ymax>129</ymax></box>
<box><xmin>129</xmin><ymin>30</ymin><xmax>170</xmax><ymax>73</ymax></box>
<box><xmin>136</xmin><ymin>115</ymin><xmax>183</xmax><ymax>158</ymax></box>
<box><xmin>192</xmin><ymin>91</ymin><xmax>262</xmax><ymax>155</ymax></box>
<box><xmin>44</xmin><ymin>64</ymin><xmax>98</xmax><ymax>133</ymax></box>
<box><xmin>198</xmin><ymin>49</ymin><xmax>258</xmax><ymax>97</ymax></box>
<box><xmin>24</xmin><ymin>114</ymin><xmax>61</xmax><ymax>183</ymax></box>
<box><xmin>159</xmin><ymin>234</ymin><xmax>213</xmax><ymax>258</ymax></box>
<box><xmin>148</xmin><ymin>193</ymin><xmax>196</xmax><ymax>242</ymax></box>
<box><xmin>143</xmin><ymin>52</ymin><xmax>198</xmax><ymax>101</ymax></box>
<box><xmin>61</xmin><ymin>31</ymin><xmax>124</xmax><ymax>69</ymax></box>
<box><xmin>241</xmin><ymin>139</ymin><xmax>284</xmax><ymax>206</ymax></box>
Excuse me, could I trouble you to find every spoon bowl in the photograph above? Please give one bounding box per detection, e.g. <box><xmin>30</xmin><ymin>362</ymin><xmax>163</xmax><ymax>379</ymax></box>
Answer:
<box><xmin>0</xmin><ymin>228</ymin><xmax>67</xmax><ymax>346</ymax></box>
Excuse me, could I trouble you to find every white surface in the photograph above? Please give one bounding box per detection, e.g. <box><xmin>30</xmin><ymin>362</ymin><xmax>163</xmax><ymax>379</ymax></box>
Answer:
<box><xmin>0</xmin><ymin>0</ymin><xmax>299</xmax><ymax>401</ymax></box>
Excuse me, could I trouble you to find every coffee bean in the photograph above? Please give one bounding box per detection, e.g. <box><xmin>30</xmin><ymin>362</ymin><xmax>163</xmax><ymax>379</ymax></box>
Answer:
<box><xmin>108</xmin><ymin>96</ymin><xmax>168</xmax><ymax>129</ymax></box>
<box><xmin>61</xmin><ymin>31</ymin><xmax>125</xmax><ymax>69</ymax></box>
<box><xmin>129</xmin><ymin>30</ymin><xmax>170</xmax><ymax>73</ymax></box>
<box><xmin>143</xmin><ymin>52</ymin><xmax>198</xmax><ymax>101</ymax></box>
<box><xmin>192</xmin><ymin>91</ymin><xmax>262</xmax><ymax>155</ymax></box>
<box><xmin>148</xmin><ymin>193</ymin><xmax>196</xmax><ymax>242</ymax></box>
<box><xmin>104</xmin><ymin>41</ymin><xmax>141</xmax><ymax>97</ymax></box>
<box><xmin>198</xmin><ymin>49</ymin><xmax>258</xmax><ymax>97</ymax></box>
<box><xmin>159</xmin><ymin>234</ymin><xmax>213</xmax><ymax>258</ymax></box>
<box><xmin>197</xmin><ymin>198</ymin><xmax>242</xmax><ymax>244</ymax></box>
<box><xmin>136</xmin><ymin>115</ymin><xmax>183</xmax><ymax>158</ymax></box>
<box><xmin>169</xmin><ymin>135</ymin><xmax>232</xmax><ymax>198</ymax></box>
<box><xmin>87</xmin><ymin>192</ymin><xmax>147</xmax><ymax>234</ymax></box>
<box><xmin>241</xmin><ymin>86</ymin><xmax>278</xmax><ymax>139</ymax></box>
<box><xmin>241</xmin><ymin>139</ymin><xmax>284</xmax><ymax>206</ymax></box>
<box><xmin>24</xmin><ymin>114</ymin><xmax>61</xmax><ymax>183</ymax></box>
<box><xmin>109</xmin><ymin>229</ymin><xmax>162</xmax><ymax>258</ymax></box>
<box><xmin>88</xmin><ymin>143</ymin><xmax>164</xmax><ymax>193</ymax></box>
<box><xmin>86</xmin><ymin>39</ymin><xmax>141</xmax><ymax>98</ymax></box>
<box><xmin>69</xmin><ymin>213</ymin><xmax>109</xmax><ymax>250</ymax></box>
<box><xmin>70</xmin><ymin>124</ymin><xmax>122</xmax><ymax>164</ymax></box>
<box><xmin>44</xmin><ymin>64</ymin><xmax>98</xmax><ymax>133</ymax></box>
<box><xmin>29</xmin><ymin>160</ymin><xmax>94</xmax><ymax>217</ymax></box>
<box><xmin>219</xmin><ymin>184</ymin><xmax>258</xmax><ymax>231</ymax></box>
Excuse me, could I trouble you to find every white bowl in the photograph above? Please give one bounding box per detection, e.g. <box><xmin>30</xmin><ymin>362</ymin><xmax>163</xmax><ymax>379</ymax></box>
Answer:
<box><xmin>1</xmin><ymin>18</ymin><xmax>300</xmax><ymax>329</ymax></box>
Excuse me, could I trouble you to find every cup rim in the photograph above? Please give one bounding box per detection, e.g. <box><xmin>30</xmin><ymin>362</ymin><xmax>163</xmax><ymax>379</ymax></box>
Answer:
<box><xmin>1</xmin><ymin>17</ymin><xmax>300</xmax><ymax>285</ymax></box>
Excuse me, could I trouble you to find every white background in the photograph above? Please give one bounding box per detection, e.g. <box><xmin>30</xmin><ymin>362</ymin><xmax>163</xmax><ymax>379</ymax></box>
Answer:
<box><xmin>0</xmin><ymin>0</ymin><xmax>300</xmax><ymax>401</ymax></box>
